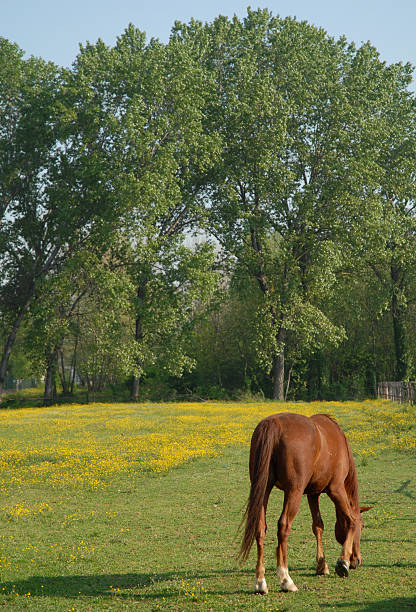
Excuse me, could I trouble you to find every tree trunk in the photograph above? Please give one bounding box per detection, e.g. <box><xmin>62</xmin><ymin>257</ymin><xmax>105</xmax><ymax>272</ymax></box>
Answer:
<box><xmin>69</xmin><ymin>333</ymin><xmax>79</xmax><ymax>394</ymax></box>
<box><xmin>43</xmin><ymin>351</ymin><xmax>58</xmax><ymax>406</ymax></box>
<box><xmin>130</xmin><ymin>283</ymin><xmax>146</xmax><ymax>402</ymax></box>
<box><xmin>272</xmin><ymin>349</ymin><xmax>285</xmax><ymax>401</ymax></box>
<box><xmin>271</xmin><ymin>326</ymin><xmax>287</xmax><ymax>401</ymax></box>
<box><xmin>250</xmin><ymin>223</ymin><xmax>289</xmax><ymax>402</ymax></box>
<box><xmin>392</xmin><ymin>292</ymin><xmax>407</xmax><ymax>380</ymax></box>
<box><xmin>85</xmin><ymin>373</ymin><xmax>92</xmax><ymax>402</ymax></box>
<box><xmin>391</xmin><ymin>265</ymin><xmax>407</xmax><ymax>381</ymax></box>
<box><xmin>0</xmin><ymin>301</ymin><xmax>32</xmax><ymax>402</ymax></box>
<box><xmin>131</xmin><ymin>375</ymin><xmax>141</xmax><ymax>401</ymax></box>
<box><xmin>285</xmin><ymin>363</ymin><xmax>293</xmax><ymax>401</ymax></box>
<box><xmin>58</xmin><ymin>349</ymin><xmax>70</xmax><ymax>395</ymax></box>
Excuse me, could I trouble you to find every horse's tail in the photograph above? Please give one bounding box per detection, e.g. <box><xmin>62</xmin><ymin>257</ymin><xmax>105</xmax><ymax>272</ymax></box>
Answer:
<box><xmin>239</xmin><ymin>417</ymin><xmax>280</xmax><ymax>562</ymax></box>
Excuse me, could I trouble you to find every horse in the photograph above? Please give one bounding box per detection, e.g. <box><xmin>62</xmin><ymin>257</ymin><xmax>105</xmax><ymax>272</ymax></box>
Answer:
<box><xmin>239</xmin><ymin>412</ymin><xmax>371</xmax><ymax>593</ymax></box>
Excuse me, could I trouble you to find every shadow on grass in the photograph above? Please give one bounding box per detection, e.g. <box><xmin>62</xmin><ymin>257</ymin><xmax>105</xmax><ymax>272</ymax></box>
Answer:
<box><xmin>320</xmin><ymin>596</ymin><xmax>416</xmax><ymax>611</ymax></box>
<box><xmin>0</xmin><ymin>569</ymin><xmax>251</xmax><ymax>600</ymax></box>
<box><xmin>361</xmin><ymin>561</ymin><xmax>416</xmax><ymax>569</ymax></box>
<box><xmin>3</xmin><ymin>569</ymin><xmax>415</xmax><ymax>605</ymax></box>
<box><xmin>362</xmin><ymin>538</ymin><xmax>415</xmax><ymax>543</ymax></box>
<box><xmin>296</xmin><ymin>560</ymin><xmax>416</xmax><ymax>573</ymax></box>
<box><xmin>394</xmin><ymin>479</ymin><xmax>414</xmax><ymax>499</ymax></box>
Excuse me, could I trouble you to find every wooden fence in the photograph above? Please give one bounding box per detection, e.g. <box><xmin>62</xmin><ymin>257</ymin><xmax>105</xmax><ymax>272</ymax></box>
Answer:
<box><xmin>377</xmin><ymin>381</ymin><xmax>415</xmax><ymax>404</ymax></box>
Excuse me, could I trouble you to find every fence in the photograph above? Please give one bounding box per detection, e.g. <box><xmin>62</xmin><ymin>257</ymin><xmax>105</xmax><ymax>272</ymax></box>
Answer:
<box><xmin>377</xmin><ymin>381</ymin><xmax>415</xmax><ymax>404</ymax></box>
<box><xmin>3</xmin><ymin>377</ymin><xmax>38</xmax><ymax>391</ymax></box>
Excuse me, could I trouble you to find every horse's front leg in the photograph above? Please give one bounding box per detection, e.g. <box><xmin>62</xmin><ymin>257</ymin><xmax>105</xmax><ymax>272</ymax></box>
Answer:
<box><xmin>307</xmin><ymin>493</ymin><xmax>330</xmax><ymax>576</ymax></box>
<box><xmin>328</xmin><ymin>485</ymin><xmax>358</xmax><ymax>577</ymax></box>
<box><xmin>276</xmin><ymin>490</ymin><xmax>302</xmax><ymax>592</ymax></box>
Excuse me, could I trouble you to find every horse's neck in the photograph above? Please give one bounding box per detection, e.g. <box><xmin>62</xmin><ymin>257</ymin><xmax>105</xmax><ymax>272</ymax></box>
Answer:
<box><xmin>345</xmin><ymin>455</ymin><xmax>360</xmax><ymax>511</ymax></box>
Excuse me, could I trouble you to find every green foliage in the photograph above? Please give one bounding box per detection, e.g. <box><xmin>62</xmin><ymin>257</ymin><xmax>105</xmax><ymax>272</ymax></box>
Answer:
<box><xmin>130</xmin><ymin>240</ymin><xmax>218</xmax><ymax>379</ymax></box>
<box><xmin>66</xmin><ymin>28</ymin><xmax>221</xmax><ymax>395</ymax></box>
<box><xmin>172</xmin><ymin>10</ymin><xmax>413</xmax><ymax>397</ymax></box>
<box><xmin>182</xmin><ymin>287</ymin><xmax>263</xmax><ymax>395</ymax></box>
<box><xmin>75</xmin><ymin>287</ymin><xmax>137</xmax><ymax>392</ymax></box>
<box><xmin>1</xmin><ymin>8</ymin><xmax>416</xmax><ymax>401</ymax></box>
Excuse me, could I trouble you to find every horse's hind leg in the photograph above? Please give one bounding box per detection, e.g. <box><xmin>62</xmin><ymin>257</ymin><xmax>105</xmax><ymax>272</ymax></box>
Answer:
<box><xmin>276</xmin><ymin>489</ymin><xmax>302</xmax><ymax>592</ymax></box>
<box><xmin>307</xmin><ymin>494</ymin><xmax>329</xmax><ymax>575</ymax></box>
<box><xmin>254</xmin><ymin>488</ymin><xmax>271</xmax><ymax>594</ymax></box>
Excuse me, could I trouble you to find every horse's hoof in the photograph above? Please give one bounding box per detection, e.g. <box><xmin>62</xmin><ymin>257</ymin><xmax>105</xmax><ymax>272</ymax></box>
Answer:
<box><xmin>281</xmin><ymin>580</ymin><xmax>298</xmax><ymax>592</ymax></box>
<box><xmin>335</xmin><ymin>559</ymin><xmax>350</xmax><ymax>578</ymax></box>
<box><xmin>254</xmin><ymin>579</ymin><xmax>268</xmax><ymax>594</ymax></box>
<box><xmin>316</xmin><ymin>560</ymin><xmax>330</xmax><ymax>575</ymax></box>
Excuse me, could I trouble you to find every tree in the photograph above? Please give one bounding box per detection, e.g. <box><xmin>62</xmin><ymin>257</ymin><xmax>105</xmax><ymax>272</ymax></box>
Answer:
<box><xmin>71</xmin><ymin>266</ymin><xmax>136</xmax><ymax>398</ymax></box>
<box><xmin>3</xmin><ymin>16</ymin><xmax>415</xmax><ymax>403</ymax></box>
<box><xmin>174</xmin><ymin>10</ymin><xmax>415</xmax><ymax>399</ymax></box>
<box><xmin>70</xmin><ymin>26</ymin><xmax>220</xmax><ymax>400</ymax></box>
<box><xmin>0</xmin><ymin>39</ymin><xmax>63</xmax><ymax>399</ymax></box>
<box><xmin>24</xmin><ymin>262</ymin><xmax>87</xmax><ymax>406</ymax></box>
<box><xmin>184</xmin><ymin>280</ymin><xmax>268</xmax><ymax>398</ymax></box>
<box><xmin>364</xmin><ymin>81</ymin><xmax>416</xmax><ymax>380</ymax></box>
<box><xmin>0</xmin><ymin>36</ymin><xmax>136</xmax><ymax>401</ymax></box>
<box><xmin>22</xmin><ymin>249</ymin><xmax>134</xmax><ymax>405</ymax></box>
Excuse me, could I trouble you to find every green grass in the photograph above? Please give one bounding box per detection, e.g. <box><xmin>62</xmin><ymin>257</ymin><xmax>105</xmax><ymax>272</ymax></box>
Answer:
<box><xmin>0</xmin><ymin>405</ymin><xmax>415</xmax><ymax>610</ymax></box>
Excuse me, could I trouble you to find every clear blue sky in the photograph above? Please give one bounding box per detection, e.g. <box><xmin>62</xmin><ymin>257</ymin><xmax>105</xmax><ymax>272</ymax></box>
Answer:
<box><xmin>2</xmin><ymin>1</ymin><xmax>415</xmax><ymax>78</ymax></box>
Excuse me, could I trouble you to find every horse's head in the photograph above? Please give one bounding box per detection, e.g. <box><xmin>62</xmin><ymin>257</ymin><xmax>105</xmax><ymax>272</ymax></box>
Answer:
<box><xmin>335</xmin><ymin>506</ymin><xmax>373</xmax><ymax>569</ymax></box>
<box><xmin>336</xmin><ymin>506</ymin><xmax>372</xmax><ymax>568</ymax></box>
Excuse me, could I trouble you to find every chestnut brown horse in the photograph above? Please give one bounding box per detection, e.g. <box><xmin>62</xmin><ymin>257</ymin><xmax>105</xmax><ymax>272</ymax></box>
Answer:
<box><xmin>240</xmin><ymin>413</ymin><xmax>371</xmax><ymax>593</ymax></box>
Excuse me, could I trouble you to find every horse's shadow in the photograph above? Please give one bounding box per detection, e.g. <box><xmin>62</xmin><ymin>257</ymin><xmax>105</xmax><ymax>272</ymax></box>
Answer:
<box><xmin>3</xmin><ymin>564</ymin><xmax>416</xmax><ymax>601</ymax></box>
<box><xmin>1</xmin><ymin>573</ymin><xmax>149</xmax><ymax>599</ymax></box>
<box><xmin>0</xmin><ymin>568</ymin><xmax>250</xmax><ymax>600</ymax></box>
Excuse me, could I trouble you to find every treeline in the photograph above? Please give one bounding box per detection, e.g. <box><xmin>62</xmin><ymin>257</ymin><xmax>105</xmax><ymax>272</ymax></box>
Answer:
<box><xmin>1</xmin><ymin>9</ymin><xmax>416</xmax><ymax>405</ymax></box>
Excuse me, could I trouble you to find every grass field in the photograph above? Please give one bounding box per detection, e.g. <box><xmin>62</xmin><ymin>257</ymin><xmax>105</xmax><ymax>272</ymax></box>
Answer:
<box><xmin>0</xmin><ymin>400</ymin><xmax>414</xmax><ymax>610</ymax></box>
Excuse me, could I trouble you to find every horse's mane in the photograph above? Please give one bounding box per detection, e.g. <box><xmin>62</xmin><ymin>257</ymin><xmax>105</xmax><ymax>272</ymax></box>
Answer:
<box><xmin>344</xmin><ymin>437</ymin><xmax>360</xmax><ymax>510</ymax></box>
<box><xmin>315</xmin><ymin>414</ymin><xmax>360</xmax><ymax>510</ymax></box>
<box><xmin>314</xmin><ymin>413</ymin><xmax>338</xmax><ymax>425</ymax></box>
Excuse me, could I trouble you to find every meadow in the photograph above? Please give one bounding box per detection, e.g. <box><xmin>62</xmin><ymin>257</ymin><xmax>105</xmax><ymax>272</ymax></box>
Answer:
<box><xmin>0</xmin><ymin>399</ymin><xmax>414</xmax><ymax>610</ymax></box>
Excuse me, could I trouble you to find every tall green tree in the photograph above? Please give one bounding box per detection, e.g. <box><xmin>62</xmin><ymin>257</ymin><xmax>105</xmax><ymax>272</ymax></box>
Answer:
<box><xmin>129</xmin><ymin>240</ymin><xmax>218</xmax><ymax>399</ymax></box>
<box><xmin>0</xmin><ymin>40</ymin><xmax>63</xmax><ymax>399</ymax></box>
<box><xmin>71</xmin><ymin>26</ymin><xmax>220</xmax><ymax>400</ymax></box>
<box><xmin>0</xmin><ymin>36</ymin><xmax>137</xmax><ymax>401</ymax></box>
<box><xmin>364</xmin><ymin>81</ymin><xmax>416</xmax><ymax>380</ymax></box>
<box><xmin>22</xmin><ymin>249</ymin><xmax>135</xmax><ymax>405</ymax></box>
<box><xmin>173</xmin><ymin>9</ymin><xmax>415</xmax><ymax>399</ymax></box>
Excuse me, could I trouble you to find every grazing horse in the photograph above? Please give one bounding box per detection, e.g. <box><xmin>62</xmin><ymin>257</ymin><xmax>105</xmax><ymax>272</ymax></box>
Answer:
<box><xmin>239</xmin><ymin>413</ymin><xmax>371</xmax><ymax>593</ymax></box>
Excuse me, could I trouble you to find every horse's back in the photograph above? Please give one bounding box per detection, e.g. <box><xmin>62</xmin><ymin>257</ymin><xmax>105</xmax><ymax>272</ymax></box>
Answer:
<box><xmin>251</xmin><ymin>413</ymin><xmax>320</xmax><ymax>491</ymax></box>
<box><xmin>309</xmin><ymin>413</ymin><xmax>352</xmax><ymax>490</ymax></box>
<box><xmin>310</xmin><ymin>414</ymin><xmax>351</xmax><ymax>466</ymax></box>
<box><xmin>251</xmin><ymin>412</ymin><xmax>351</xmax><ymax>494</ymax></box>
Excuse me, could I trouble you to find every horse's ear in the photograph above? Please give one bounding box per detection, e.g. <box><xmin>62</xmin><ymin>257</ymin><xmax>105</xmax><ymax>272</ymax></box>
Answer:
<box><xmin>360</xmin><ymin>506</ymin><xmax>373</xmax><ymax>513</ymax></box>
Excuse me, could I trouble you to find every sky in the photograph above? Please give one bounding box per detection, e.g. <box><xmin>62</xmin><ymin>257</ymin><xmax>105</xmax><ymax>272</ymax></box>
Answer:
<box><xmin>1</xmin><ymin>1</ymin><xmax>416</xmax><ymax>80</ymax></box>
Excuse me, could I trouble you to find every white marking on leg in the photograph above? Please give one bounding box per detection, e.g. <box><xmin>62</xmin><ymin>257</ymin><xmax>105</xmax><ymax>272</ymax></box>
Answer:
<box><xmin>277</xmin><ymin>566</ymin><xmax>298</xmax><ymax>592</ymax></box>
<box><xmin>254</xmin><ymin>578</ymin><xmax>268</xmax><ymax>594</ymax></box>
<box><xmin>335</xmin><ymin>558</ymin><xmax>350</xmax><ymax>578</ymax></box>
